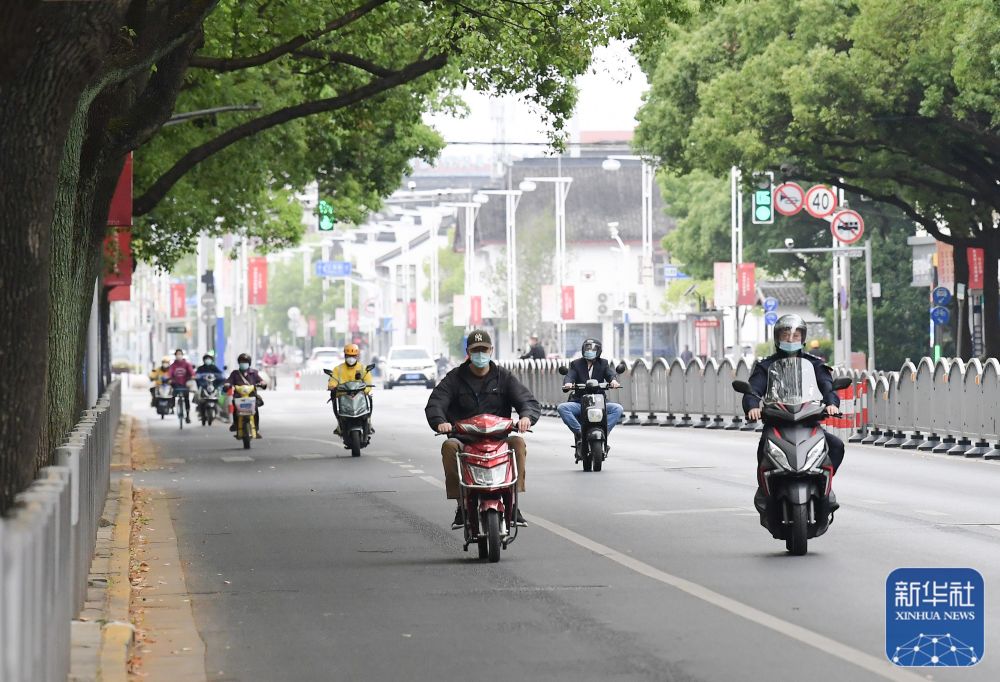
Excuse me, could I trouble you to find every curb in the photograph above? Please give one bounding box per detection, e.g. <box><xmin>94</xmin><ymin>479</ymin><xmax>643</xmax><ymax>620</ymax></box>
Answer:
<box><xmin>98</xmin><ymin>474</ymin><xmax>134</xmax><ymax>681</ymax></box>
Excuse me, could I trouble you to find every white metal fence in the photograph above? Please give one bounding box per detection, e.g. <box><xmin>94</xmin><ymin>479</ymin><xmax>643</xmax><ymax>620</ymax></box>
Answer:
<box><xmin>0</xmin><ymin>380</ymin><xmax>121</xmax><ymax>682</ymax></box>
<box><xmin>500</xmin><ymin>357</ymin><xmax>1000</xmax><ymax>458</ymax></box>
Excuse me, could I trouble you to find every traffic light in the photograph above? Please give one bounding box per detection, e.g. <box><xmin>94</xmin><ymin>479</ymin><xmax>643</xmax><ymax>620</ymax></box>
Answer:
<box><xmin>317</xmin><ymin>199</ymin><xmax>335</xmax><ymax>231</ymax></box>
<box><xmin>751</xmin><ymin>171</ymin><xmax>774</xmax><ymax>224</ymax></box>
<box><xmin>200</xmin><ymin>269</ymin><xmax>215</xmax><ymax>293</ymax></box>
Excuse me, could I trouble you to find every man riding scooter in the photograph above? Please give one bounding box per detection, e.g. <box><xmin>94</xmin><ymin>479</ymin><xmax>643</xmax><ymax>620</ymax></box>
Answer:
<box><xmin>326</xmin><ymin>343</ymin><xmax>374</xmax><ymax>436</ymax></box>
<box><xmin>744</xmin><ymin>314</ymin><xmax>844</xmax><ymax>517</ymax></box>
<box><xmin>556</xmin><ymin>339</ymin><xmax>624</xmax><ymax>453</ymax></box>
<box><xmin>167</xmin><ymin>349</ymin><xmax>196</xmax><ymax>424</ymax></box>
<box><xmin>425</xmin><ymin>330</ymin><xmax>539</xmax><ymax>529</ymax></box>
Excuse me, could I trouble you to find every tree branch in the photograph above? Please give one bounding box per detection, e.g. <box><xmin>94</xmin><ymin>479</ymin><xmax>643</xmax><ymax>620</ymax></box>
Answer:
<box><xmin>133</xmin><ymin>53</ymin><xmax>448</xmax><ymax>216</ymax></box>
<box><xmin>189</xmin><ymin>0</ymin><xmax>389</xmax><ymax>73</ymax></box>
<box><xmin>290</xmin><ymin>48</ymin><xmax>393</xmax><ymax>77</ymax></box>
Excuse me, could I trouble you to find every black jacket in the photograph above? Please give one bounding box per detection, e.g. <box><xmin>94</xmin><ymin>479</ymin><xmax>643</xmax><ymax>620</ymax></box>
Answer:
<box><xmin>425</xmin><ymin>361</ymin><xmax>540</xmax><ymax>431</ymax></box>
<box><xmin>742</xmin><ymin>351</ymin><xmax>839</xmax><ymax>413</ymax></box>
<box><xmin>520</xmin><ymin>343</ymin><xmax>546</xmax><ymax>360</ymax></box>
<box><xmin>563</xmin><ymin>357</ymin><xmax>617</xmax><ymax>402</ymax></box>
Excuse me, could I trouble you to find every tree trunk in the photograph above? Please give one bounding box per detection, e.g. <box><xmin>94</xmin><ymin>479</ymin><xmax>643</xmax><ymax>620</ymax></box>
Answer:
<box><xmin>0</xmin><ymin>4</ymin><xmax>126</xmax><ymax>512</ymax></box>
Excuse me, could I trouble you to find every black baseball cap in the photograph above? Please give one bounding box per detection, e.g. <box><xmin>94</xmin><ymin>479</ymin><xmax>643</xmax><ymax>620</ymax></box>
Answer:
<box><xmin>467</xmin><ymin>330</ymin><xmax>492</xmax><ymax>351</ymax></box>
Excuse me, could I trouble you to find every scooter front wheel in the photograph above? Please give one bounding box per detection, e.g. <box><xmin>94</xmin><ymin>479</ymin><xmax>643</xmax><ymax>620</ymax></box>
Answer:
<box><xmin>486</xmin><ymin>510</ymin><xmax>501</xmax><ymax>562</ymax></box>
<box><xmin>786</xmin><ymin>503</ymin><xmax>809</xmax><ymax>556</ymax></box>
<box><xmin>350</xmin><ymin>430</ymin><xmax>362</xmax><ymax>458</ymax></box>
<box><xmin>589</xmin><ymin>440</ymin><xmax>604</xmax><ymax>472</ymax></box>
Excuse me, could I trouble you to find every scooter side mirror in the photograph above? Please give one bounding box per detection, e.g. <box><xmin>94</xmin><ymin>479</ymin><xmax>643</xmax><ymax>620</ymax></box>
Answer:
<box><xmin>615</xmin><ymin>361</ymin><xmax>628</xmax><ymax>374</ymax></box>
<box><xmin>323</xmin><ymin>369</ymin><xmax>333</xmax><ymax>376</ymax></box>
<box><xmin>365</xmin><ymin>363</ymin><xmax>377</xmax><ymax>373</ymax></box>
<box><xmin>831</xmin><ymin>377</ymin><xmax>852</xmax><ymax>391</ymax></box>
<box><xmin>557</xmin><ymin>366</ymin><xmax>569</xmax><ymax>375</ymax></box>
<box><xmin>732</xmin><ymin>380</ymin><xmax>752</xmax><ymax>394</ymax></box>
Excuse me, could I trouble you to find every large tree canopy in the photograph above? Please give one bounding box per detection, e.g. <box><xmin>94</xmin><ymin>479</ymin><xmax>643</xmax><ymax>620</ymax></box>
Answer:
<box><xmin>635</xmin><ymin>0</ymin><xmax>1000</xmax><ymax>354</ymax></box>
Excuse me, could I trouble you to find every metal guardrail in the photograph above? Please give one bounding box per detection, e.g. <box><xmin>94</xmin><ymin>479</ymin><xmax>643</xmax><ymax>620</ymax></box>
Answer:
<box><xmin>500</xmin><ymin>357</ymin><xmax>1000</xmax><ymax>458</ymax></box>
<box><xmin>1</xmin><ymin>380</ymin><xmax>121</xmax><ymax>682</ymax></box>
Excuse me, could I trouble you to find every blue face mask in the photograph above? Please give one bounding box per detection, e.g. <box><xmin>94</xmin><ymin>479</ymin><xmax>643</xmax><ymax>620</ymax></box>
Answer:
<box><xmin>239</xmin><ymin>362</ymin><xmax>250</xmax><ymax>371</ymax></box>
<box><xmin>469</xmin><ymin>352</ymin><xmax>491</xmax><ymax>368</ymax></box>
<box><xmin>778</xmin><ymin>341</ymin><xmax>803</xmax><ymax>353</ymax></box>
<box><xmin>583</xmin><ymin>350</ymin><xmax>597</xmax><ymax>360</ymax></box>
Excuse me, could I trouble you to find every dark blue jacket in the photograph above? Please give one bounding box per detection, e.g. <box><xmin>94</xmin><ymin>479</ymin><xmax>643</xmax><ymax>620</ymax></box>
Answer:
<box><xmin>742</xmin><ymin>352</ymin><xmax>839</xmax><ymax>413</ymax></box>
<box><xmin>563</xmin><ymin>357</ymin><xmax>616</xmax><ymax>403</ymax></box>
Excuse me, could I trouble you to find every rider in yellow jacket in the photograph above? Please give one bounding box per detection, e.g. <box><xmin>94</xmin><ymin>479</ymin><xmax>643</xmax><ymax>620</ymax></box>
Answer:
<box><xmin>148</xmin><ymin>355</ymin><xmax>171</xmax><ymax>406</ymax></box>
<box><xmin>327</xmin><ymin>344</ymin><xmax>374</xmax><ymax>435</ymax></box>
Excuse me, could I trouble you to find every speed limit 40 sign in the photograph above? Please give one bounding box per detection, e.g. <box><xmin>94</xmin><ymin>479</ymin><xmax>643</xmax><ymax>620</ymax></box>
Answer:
<box><xmin>805</xmin><ymin>185</ymin><xmax>837</xmax><ymax>219</ymax></box>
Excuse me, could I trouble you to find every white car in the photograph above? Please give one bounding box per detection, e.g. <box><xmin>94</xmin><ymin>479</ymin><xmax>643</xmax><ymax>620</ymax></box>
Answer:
<box><xmin>305</xmin><ymin>347</ymin><xmax>343</xmax><ymax>372</ymax></box>
<box><xmin>383</xmin><ymin>346</ymin><xmax>436</xmax><ymax>389</ymax></box>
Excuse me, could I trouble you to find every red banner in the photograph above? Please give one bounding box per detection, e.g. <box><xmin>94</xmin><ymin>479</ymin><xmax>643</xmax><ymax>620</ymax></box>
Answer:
<box><xmin>248</xmin><ymin>256</ymin><xmax>268</xmax><ymax>305</ymax></box>
<box><xmin>102</xmin><ymin>227</ymin><xmax>133</xmax><ymax>287</ymax></box>
<box><xmin>170</xmin><ymin>283</ymin><xmax>186</xmax><ymax>319</ymax></box>
<box><xmin>349</xmin><ymin>308</ymin><xmax>360</xmax><ymax>332</ymax></box>
<box><xmin>561</xmin><ymin>285</ymin><xmax>575</xmax><ymax>320</ymax></box>
<box><xmin>407</xmin><ymin>300</ymin><xmax>417</xmax><ymax>330</ymax></box>
<box><xmin>737</xmin><ymin>262</ymin><xmax>756</xmax><ymax>306</ymax></box>
<box><xmin>936</xmin><ymin>242</ymin><xmax>955</xmax><ymax>291</ymax></box>
<box><xmin>968</xmin><ymin>247</ymin><xmax>985</xmax><ymax>290</ymax></box>
<box><xmin>694</xmin><ymin>318</ymin><xmax>720</xmax><ymax>328</ymax></box>
<box><xmin>107</xmin><ymin>285</ymin><xmax>130</xmax><ymax>302</ymax></box>
<box><xmin>107</xmin><ymin>153</ymin><xmax>133</xmax><ymax>227</ymax></box>
<box><xmin>470</xmin><ymin>296</ymin><xmax>482</xmax><ymax>326</ymax></box>
<box><xmin>308</xmin><ymin>317</ymin><xmax>317</xmax><ymax>337</ymax></box>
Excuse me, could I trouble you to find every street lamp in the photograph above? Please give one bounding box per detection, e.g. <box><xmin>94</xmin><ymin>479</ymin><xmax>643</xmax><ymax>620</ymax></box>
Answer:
<box><xmin>603</xmin><ymin>155</ymin><xmax>655</xmax><ymax>359</ymax></box>
<box><xmin>441</xmin><ymin>195</ymin><xmax>488</xmax><ymax>330</ymax></box>
<box><xmin>608</xmin><ymin>221</ymin><xmax>633</xmax><ymax>359</ymax></box>
<box><xmin>481</xmin><ymin>188</ymin><xmax>527</xmax><ymax>355</ymax></box>
<box><xmin>523</xmin><ymin>175</ymin><xmax>573</xmax><ymax>356</ymax></box>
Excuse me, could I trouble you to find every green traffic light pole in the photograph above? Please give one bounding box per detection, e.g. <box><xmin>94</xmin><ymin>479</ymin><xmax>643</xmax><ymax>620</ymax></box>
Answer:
<box><xmin>767</xmin><ymin>241</ymin><xmax>876</xmax><ymax>371</ymax></box>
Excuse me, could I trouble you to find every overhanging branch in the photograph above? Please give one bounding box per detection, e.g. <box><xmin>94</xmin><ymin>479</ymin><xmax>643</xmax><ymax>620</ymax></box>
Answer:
<box><xmin>133</xmin><ymin>53</ymin><xmax>448</xmax><ymax>215</ymax></box>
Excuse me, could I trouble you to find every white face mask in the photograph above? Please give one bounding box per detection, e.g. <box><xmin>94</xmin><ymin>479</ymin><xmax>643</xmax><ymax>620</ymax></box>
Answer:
<box><xmin>346</xmin><ymin>357</ymin><xmax>358</xmax><ymax>366</ymax></box>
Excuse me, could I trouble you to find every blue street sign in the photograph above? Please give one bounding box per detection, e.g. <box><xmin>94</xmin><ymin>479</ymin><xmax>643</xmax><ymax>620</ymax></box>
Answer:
<box><xmin>932</xmin><ymin>286</ymin><xmax>952</xmax><ymax>306</ymax></box>
<box><xmin>930</xmin><ymin>306</ymin><xmax>950</xmax><ymax>326</ymax></box>
<box><xmin>663</xmin><ymin>265</ymin><xmax>691</xmax><ymax>280</ymax></box>
<box><xmin>315</xmin><ymin>260</ymin><xmax>352</xmax><ymax>278</ymax></box>
<box><xmin>764</xmin><ymin>311</ymin><xmax>779</xmax><ymax>326</ymax></box>
<box><xmin>763</xmin><ymin>297</ymin><xmax>779</xmax><ymax>312</ymax></box>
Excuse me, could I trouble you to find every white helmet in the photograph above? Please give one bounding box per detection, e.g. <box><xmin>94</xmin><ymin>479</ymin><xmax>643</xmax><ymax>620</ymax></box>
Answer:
<box><xmin>773</xmin><ymin>314</ymin><xmax>807</xmax><ymax>353</ymax></box>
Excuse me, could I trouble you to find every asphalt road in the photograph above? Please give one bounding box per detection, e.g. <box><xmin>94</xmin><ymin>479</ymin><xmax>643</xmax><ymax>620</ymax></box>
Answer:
<box><xmin>128</xmin><ymin>383</ymin><xmax>1000</xmax><ymax>682</ymax></box>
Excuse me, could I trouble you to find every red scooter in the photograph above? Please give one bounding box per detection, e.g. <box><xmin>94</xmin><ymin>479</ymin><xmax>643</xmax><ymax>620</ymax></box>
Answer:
<box><xmin>448</xmin><ymin>414</ymin><xmax>521</xmax><ymax>562</ymax></box>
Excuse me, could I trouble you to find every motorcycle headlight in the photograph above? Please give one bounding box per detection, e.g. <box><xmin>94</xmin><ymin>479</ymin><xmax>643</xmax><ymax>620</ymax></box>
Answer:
<box><xmin>802</xmin><ymin>439</ymin><xmax>828</xmax><ymax>471</ymax></box>
<box><xmin>765</xmin><ymin>440</ymin><xmax>791</xmax><ymax>470</ymax></box>
<box><xmin>586</xmin><ymin>407</ymin><xmax>603</xmax><ymax>423</ymax></box>
<box><xmin>468</xmin><ymin>463</ymin><xmax>508</xmax><ymax>486</ymax></box>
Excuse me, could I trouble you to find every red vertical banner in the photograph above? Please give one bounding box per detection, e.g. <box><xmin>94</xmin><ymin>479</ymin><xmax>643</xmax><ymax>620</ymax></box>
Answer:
<box><xmin>936</xmin><ymin>242</ymin><xmax>955</xmax><ymax>291</ymax></box>
<box><xmin>247</xmin><ymin>256</ymin><xmax>268</xmax><ymax>305</ymax></box>
<box><xmin>968</xmin><ymin>247</ymin><xmax>985</xmax><ymax>290</ymax></box>
<box><xmin>308</xmin><ymin>317</ymin><xmax>317</xmax><ymax>337</ymax></box>
<box><xmin>107</xmin><ymin>153</ymin><xmax>133</xmax><ymax>226</ymax></box>
<box><xmin>736</xmin><ymin>262</ymin><xmax>756</xmax><ymax>305</ymax></box>
<box><xmin>470</xmin><ymin>296</ymin><xmax>483</xmax><ymax>326</ymax></box>
<box><xmin>560</xmin><ymin>285</ymin><xmax>575</xmax><ymax>320</ymax></box>
<box><xmin>102</xmin><ymin>227</ymin><xmax>133</xmax><ymax>287</ymax></box>
<box><xmin>407</xmin><ymin>300</ymin><xmax>417</xmax><ymax>330</ymax></box>
<box><xmin>107</xmin><ymin>285</ymin><xmax>130</xmax><ymax>302</ymax></box>
<box><xmin>348</xmin><ymin>308</ymin><xmax>360</xmax><ymax>332</ymax></box>
<box><xmin>170</xmin><ymin>284</ymin><xmax>186</xmax><ymax>319</ymax></box>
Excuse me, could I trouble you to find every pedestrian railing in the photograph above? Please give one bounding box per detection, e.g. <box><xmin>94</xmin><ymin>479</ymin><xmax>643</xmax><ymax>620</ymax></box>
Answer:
<box><xmin>1</xmin><ymin>380</ymin><xmax>121</xmax><ymax>682</ymax></box>
<box><xmin>499</xmin><ymin>357</ymin><xmax>1000</xmax><ymax>459</ymax></box>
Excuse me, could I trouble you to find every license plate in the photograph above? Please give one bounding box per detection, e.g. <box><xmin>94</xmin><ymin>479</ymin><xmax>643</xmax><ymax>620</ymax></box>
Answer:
<box><xmin>404</xmin><ymin>373</ymin><xmax>423</xmax><ymax>380</ymax></box>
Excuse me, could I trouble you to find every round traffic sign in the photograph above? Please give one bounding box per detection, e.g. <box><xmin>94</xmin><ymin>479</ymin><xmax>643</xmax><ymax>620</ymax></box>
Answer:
<box><xmin>805</xmin><ymin>185</ymin><xmax>837</xmax><ymax>219</ymax></box>
<box><xmin>763</xmin><ymin>297</ymin><xmax>779</xmax><ymax>312</ymax></box>
<box><xmin>764</xmin><ymin>311</ymin><xmax>779</xmax><ymax>326</ymax></box>
<box><xmin>930</xmin><ymin>306</ymin><xmax>950</xmax><ymax>326</ymax></box>
<box><xmin>932</xmin><ymin>286</ymin><xmax>952</xmax><ymax>306</ymax></box>
<box><xmin>201</xmin><ymin>293</ymin><xmax>216</xmax><ymax>307</ymax></box>
<box><xmin>773</xmin><ymin>182</ymin><xmax>805</xmax><ymax>216</ymax></box>
<box><xmin>830</xmin><ymin>209</ymin><xmax>865</xmax><ymax>245</ymax></box>
<box><xmin>200</xmin><ymin>310</ymin><xmax>215</xmax><ymax>324</ymax></box>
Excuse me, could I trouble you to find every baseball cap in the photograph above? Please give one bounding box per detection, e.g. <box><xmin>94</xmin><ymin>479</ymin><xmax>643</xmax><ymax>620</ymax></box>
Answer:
<box><xmin>466</xmin><ymin>330</ymin><xmax>492</xmax><ymax>351</ymax></box>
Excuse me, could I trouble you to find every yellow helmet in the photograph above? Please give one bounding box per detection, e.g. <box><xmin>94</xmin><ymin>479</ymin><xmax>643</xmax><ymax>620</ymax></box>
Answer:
<box><xmin>161</xmin><ymin>355</ymin><xmax>172</xmax><ymax>365</ymax></box>
<box><xmin>344</xmin><ymin>343</ymin><xmax>360</xmax><ymax>357</ymax></box>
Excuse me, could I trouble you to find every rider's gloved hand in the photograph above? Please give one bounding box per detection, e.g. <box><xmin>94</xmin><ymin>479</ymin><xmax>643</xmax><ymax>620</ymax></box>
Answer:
<box><xmin>609</xmin><ymin>380</ymin><xmax>621</xmax><ymax>389</ymax></box>
<box><xmin>824</xmin><ymin>404</ymin><xmax>839</xmax><ymax>416</ymax></box>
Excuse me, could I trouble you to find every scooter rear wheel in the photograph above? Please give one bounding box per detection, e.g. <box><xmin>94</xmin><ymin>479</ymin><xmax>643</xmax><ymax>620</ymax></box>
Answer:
<box><xmin>477</xmin><ymin>538</ymin><xmax>488</xmax><ymax>559</ymax></box>
<box><xmin>486</xmin><ymin>510</ymin><xmax>501</xmax><ymax>562</ymax></box>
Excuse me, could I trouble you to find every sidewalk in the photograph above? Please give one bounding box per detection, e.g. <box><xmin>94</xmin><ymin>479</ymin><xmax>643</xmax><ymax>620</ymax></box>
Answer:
<box><xmin>69</xmin><ymin>410</ymin><xmax>207</xmax><ymax>681</ymax></box>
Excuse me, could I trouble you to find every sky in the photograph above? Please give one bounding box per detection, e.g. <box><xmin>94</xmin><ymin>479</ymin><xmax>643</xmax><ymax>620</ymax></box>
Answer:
<box><xmin>422</xmin><ymin>41</ymin><xmax>648</xmax><ymax>165</ymax></box>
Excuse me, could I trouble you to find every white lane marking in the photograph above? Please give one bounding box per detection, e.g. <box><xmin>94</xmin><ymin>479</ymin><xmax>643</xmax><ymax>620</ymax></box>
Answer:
<box><xmin>614</xmin><ymin>508</ymin><xmax>744</xmax><ymax>517</ymax></box>
<box><xmin>280</xmin><ymin>436</ymin><xmax>338</xmax><ymax>446</ymax></box>
<box><xmin>411</xmin><ymin>472</ymin><xmax>920</xmax><ymax>682</ymax></box>
<box><xmin>987</xmin><ymin>525</ymin><xmax>1000</xmax><ymax>533</ymax></box>
<box><xmin>221</xmin><ymin>456</ymin><xmax>253</xmax><ymax>463</ymax></box>
<box><xmin>410</xmin><ymin>469</ymin><xmax>425</xmax><ymax>474</ymax></box>
<box><xmin>399</xmin><ymin>464</ymin><xmax>414</xmax><ymax>469</ymax></box>
<box><xmin>293</xmin><ymin>454</ymin><xmax>329</xmax><ymax>460</ymax></box>
<box><xmin>913</xmin><ymin>509</ymin><xmax>949</xmax><ymax>517</ymax></box>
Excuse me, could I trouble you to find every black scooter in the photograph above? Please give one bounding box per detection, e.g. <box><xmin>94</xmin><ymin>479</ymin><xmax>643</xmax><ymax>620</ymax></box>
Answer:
<box><xmin>733</xmin><ymin>371</ymin><xmax>851</xmax><ymax>556</ymax></box>
<box><xmin>558</xmin><ymin>362</ymin><xmax>627</xmax><ymax>472</ymax></box>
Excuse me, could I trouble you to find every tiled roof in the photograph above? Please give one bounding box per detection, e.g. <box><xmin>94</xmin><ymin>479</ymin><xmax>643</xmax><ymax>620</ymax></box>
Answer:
<box><xmin>757</xmin><ymin>280</ymin><xmax>809</xmax><ymax>306</ymax></box>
